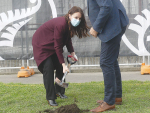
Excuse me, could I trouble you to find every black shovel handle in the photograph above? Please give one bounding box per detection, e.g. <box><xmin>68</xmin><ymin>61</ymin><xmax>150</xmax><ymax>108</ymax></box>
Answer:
<box><xmin>67</xmin><ymin>55</ymin><xmax>77</xmax><ymax>65</ymax></box>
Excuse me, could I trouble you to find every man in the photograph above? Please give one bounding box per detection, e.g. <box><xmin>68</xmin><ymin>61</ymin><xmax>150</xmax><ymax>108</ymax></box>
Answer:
<box><xmin>87</xmin><ymin>0</ymin><xmax>129</xmax><ymax>112</ymax></box>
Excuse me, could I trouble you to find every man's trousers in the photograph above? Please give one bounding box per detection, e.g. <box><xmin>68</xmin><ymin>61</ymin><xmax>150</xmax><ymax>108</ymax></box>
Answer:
<box><xmin>100</xmin><ymin>27</ymin><xmax>126</xmax><ymax>105</ymax></box>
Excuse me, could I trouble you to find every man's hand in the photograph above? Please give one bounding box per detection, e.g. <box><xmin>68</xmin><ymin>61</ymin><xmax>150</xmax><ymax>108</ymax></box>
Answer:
<box><xmin>89</xmin><ymin>27</ymin><xmax>98</xmax><ymax>38</ymax></box>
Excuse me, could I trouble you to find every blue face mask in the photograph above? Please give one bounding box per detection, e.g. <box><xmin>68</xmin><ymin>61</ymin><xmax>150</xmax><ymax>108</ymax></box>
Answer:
<box><xmin>71</xmin><ymin>18</ymin><xmax>81</xmax><ymax>27</ymax></box>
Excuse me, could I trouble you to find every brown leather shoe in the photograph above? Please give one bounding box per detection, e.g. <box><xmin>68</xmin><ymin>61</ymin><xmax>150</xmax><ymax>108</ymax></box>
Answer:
<box><xmin>97</xmin><ymin>98</ymin><xmax>122</xmax><ymax>105</ymax></box>
<box><xmin>115</xmin><ymin>98</ymin><xmax>122</xmax><ymax>105</ymax></box>
<box><xmin>90</xmin><ymin>101</ymin><xmax>115</xmax><ymax>113</ymax></box>
<box><xmin>97</xmin><ymin>100</ymin><xmax>104</xmax><ymax>104</ymax></box>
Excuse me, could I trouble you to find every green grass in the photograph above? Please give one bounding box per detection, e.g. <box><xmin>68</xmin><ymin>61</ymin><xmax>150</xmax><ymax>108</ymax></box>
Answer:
<box><xmin>0</xmin><ymin>81</ymin><xmax>150</xmax><ymax>113</ymax></box>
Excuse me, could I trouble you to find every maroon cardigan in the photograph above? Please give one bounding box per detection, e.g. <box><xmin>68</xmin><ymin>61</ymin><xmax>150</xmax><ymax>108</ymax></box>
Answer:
<box><xmin>32</xmin><ymin>17</ymin><xmax>74</xmax><ymax>67</ymax></box>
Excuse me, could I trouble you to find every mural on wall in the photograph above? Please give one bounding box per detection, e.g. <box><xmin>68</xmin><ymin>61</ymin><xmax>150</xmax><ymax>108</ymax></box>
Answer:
<box><xmin>122</xmin><ymin>9</ymin><xmax>150</xmax><ymax>56</ymax></box>
<box><xmin>0</xmin><ymin>0</ymin><xmax>57</xmax><ymax>60</ymax></box>
<box><xmin>120</xmin><ymin>0</ymin><xmax>150</xmax><ymax>56</ymax></box>
<box><xmin>0</xmin><ymin>0</ymin><xmax>150</xmax><ymax>60</ymax></box>
<box><xmin>0</xmin><ymin>0</ymin><xmax>41</xmax><ymax>47</ymax></box>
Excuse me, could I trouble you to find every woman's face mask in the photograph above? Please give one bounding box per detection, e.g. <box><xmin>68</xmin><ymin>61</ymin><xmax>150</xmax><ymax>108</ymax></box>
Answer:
<box><xmin>69</xmin><ymin>12</ymin><xmax>81</xmax><ymax>27</ymax></box>
<box><xmin>71</xmin><ymin>18</ymin><xmax>81</xmax><ymax>27</ymax></box>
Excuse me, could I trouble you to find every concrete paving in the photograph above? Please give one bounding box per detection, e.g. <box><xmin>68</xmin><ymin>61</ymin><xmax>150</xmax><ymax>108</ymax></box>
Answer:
<box><xmin>0</xmin><ymin>71</ymin><xmax>150</xmax><ymax>84</ymax></box>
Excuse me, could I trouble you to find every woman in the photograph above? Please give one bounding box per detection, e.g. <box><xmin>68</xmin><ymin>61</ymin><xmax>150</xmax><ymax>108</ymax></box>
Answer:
<box><xmin>32</xmin><ymin>6</ymin><xmax>89</xmax><ymax>106</ymax></box>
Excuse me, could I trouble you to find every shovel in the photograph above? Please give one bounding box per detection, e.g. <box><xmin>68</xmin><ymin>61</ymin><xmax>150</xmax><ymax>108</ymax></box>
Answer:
<box><xmin>55</xmin><ymin>55</ymin><xmax>77</xmax><ymax>88</ymax></box>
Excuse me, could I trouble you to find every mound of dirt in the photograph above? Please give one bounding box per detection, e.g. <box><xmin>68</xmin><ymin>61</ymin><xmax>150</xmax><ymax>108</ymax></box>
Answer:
<box><xmin>39</xmin><ymin>104</ymin><xmax>89</xmax><ymax>113</ymax></box>
<box><xmin>55</xmin><ymin>104</ymin><xmax>80</xmax><ymax>113</ymax></box>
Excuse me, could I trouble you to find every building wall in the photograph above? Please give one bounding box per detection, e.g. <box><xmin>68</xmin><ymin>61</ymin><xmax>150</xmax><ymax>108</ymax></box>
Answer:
<box><xmin>0</xmin><ymin>0</ymin><xmax>150</xmax><ymax>74</ymax></box>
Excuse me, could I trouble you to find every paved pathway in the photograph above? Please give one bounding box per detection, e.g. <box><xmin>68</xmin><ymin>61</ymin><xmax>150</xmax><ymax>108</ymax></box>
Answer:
<box><xmin>0</xmin><ymin>71</ymin><xmax>150</xmax><ymax>84</ymax></box>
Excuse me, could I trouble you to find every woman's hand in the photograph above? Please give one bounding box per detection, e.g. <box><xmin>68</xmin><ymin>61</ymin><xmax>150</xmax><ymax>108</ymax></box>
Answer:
<box><xmin>62</xmin><ymin>63</ymin><xmax>69</xmax><ymax>73</ymax></box>
<box><xmin>71</xmin><ymin>52</ymin><xmax>75</xmax><ymax>56</ymax></box>
<box><xmin>71</xmin><ymin>52</ymin><xmax>78</xmax><ymax>61</ymax></box>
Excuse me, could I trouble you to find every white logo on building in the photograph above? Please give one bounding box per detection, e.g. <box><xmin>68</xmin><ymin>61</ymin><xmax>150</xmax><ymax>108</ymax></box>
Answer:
<box><xmin>0</xmin><ymin>0</ymin><xmax>57</xmax><ymax>60</ymax></box>
<box><xmin>122</xmin><ymin>9</ymin><xmax>150</xmax><ymax>56</ymax></box>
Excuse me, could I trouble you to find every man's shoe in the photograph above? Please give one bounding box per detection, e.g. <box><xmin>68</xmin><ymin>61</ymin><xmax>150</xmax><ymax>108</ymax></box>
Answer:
<box><xmin>97</xmin><ymin>98</ymin><xmax>122</xmax><ymax>105</ymax></box>
<box><xmin>97</xmin><ymin>100</ymin><xmax>104</xmax><ymax>104</ymax></box>
<box><xmin>115</xmin><ymin>98</ymin><xmax>122</xmax><ymax>105</ymax></box>
<box><xmin>90</xmin><ymin>101</ymin><xmax>115</xmax><ymax>112</ymax></box>
<box><xmin>47</xmin><ymin>100</ymin><xmax>58</xmax><ymax>106</ymax></box>
<box><xmin>56</xmin><ymin>93</ymin><xmax>68</xmax><ymax>99</ymax></box>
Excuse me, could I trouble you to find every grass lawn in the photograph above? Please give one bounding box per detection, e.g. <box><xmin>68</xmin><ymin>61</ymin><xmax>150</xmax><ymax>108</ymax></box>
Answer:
<box><xmin>0</xmin><ymin>81</ymin><xmax>150</xmax><ymax>113</ymax></box>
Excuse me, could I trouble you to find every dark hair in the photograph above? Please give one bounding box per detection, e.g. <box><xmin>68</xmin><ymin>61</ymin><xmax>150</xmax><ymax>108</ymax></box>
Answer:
<box><xmin>64</xmin><ymin>6</ymin><xmax>89</xmax><ymax>38</ymax></box>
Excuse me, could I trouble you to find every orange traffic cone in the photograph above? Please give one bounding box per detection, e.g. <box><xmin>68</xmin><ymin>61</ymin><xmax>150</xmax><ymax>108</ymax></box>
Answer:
<box><xmin>17</xmin><ymin>67</ymin><xmax>31</xmax><ymax>78</ymax></box>
<box><xmin>27</xmin><ymin>66</ymin><xmax>35</xmax><ymax>75</ymax></box>
<box><xmin>141</xmin><ymin>63</ymin><xmax>150</xmax><ymax>75</ymax></box>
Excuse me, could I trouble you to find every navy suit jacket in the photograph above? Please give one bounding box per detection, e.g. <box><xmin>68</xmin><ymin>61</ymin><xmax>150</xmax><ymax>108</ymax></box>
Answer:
<box><xmin>87</xmin><ymin>0</ymin><xmax>129</xmax><ymax>42</ymax></box>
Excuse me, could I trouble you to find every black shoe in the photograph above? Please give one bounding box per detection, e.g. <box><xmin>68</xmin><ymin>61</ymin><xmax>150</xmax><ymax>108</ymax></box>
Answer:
<box><xmin>61</xmin><ymin>94</ymin><xmax>68</xmax><ymax>98</ymax></box>
<box><xmin>47</xmin><ymin>100</ymin><xmax>58</xmax><ymax>106</ymax></box>
<box><xmin>56</xmin><ymin>93</ymin><xmax>68</xmax><ymax>99</ymax></box>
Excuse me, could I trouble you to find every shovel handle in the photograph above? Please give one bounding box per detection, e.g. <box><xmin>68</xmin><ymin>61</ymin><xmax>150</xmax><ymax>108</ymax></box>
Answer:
<box><xmin>68</xmin><ymin>63</ymin><xmax>71</xmax><ymax>69</ymax></box>
<box><xmin>62</xmin><ymin>55</ymin><xmax>76</xmax><ymax>83</ymax></box>
<box><xmin>62</xmin><ymin>71</ymin><xmax>68</xmax><ymax>82</ymax></box>
<box><xmin>67</xmin><ymin>55</ymin><xmax>77</xmax><ymax>65</ymax></box>
<box><xmin>62</xmin><ymin>63</ymin><xmax>71</xmax><ymax>82</ymax></box>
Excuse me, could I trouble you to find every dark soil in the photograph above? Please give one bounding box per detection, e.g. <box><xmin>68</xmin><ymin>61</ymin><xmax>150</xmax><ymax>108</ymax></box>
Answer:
<box><xmin>39</xmin><ymin>104</ymin><xmax>89</xmax><ymax>113</ymax></box>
